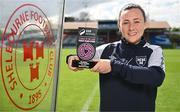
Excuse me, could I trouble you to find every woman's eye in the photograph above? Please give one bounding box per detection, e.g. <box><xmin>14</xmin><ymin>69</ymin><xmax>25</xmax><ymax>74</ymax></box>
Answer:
<box><xmin>134</xmin><ymin>21</ymin><xmax>140</xmax><ymax>23</ymax></box>
<box><xmin>123</xmin><ymin>22</ymin><xmax>128</xmax><ymax>25</ymax></box>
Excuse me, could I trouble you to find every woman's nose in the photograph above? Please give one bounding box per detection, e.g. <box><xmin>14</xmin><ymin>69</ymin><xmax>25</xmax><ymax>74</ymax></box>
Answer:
<box><xmin>129</xmin><ymin>23</ymin><xmax>135</xmax><ymax>31</ymax></box>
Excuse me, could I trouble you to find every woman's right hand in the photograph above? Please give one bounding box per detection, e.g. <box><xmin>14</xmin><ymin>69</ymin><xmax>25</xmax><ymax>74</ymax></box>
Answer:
<box><xmin>67</xmin><ymin>55</ymin><xmax>83</xmax><ymax>71</ymax></box>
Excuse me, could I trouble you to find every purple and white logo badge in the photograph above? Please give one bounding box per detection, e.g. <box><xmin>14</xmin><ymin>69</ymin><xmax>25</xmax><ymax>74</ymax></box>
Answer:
<box><xmin>77</xmin><ymin>43</ymin><xmax>95</xmax><ymax>61</ymax></box>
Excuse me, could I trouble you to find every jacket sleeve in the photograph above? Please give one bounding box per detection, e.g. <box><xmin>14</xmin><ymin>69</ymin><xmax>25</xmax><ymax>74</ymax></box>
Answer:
<box><xmin>110</xmin><ymin>47</ymin><xmax>165</xmax><ymax>87</ymax></box>
<box><xmin>93</xmin><ymin>43</ymin><xmax>110</xmax><ymax>60</ymax></box>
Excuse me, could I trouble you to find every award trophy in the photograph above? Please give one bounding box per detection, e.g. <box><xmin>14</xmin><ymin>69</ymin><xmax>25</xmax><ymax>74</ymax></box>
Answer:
<box><xmin>72</xmin><ymin>27</ymin><xmax>97</xmax><ymax>68</ymax></box>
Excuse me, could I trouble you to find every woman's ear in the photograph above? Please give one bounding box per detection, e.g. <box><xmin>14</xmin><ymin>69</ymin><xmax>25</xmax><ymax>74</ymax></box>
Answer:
<box><xmin>117</xmin><ymin>20</ymin><xmax>120</xmax><ymax>29</ymax></box>
<box><xmin>118</xmin><ymin>22</ymin><xmax>121</xmax><ymax>32</ymax></box>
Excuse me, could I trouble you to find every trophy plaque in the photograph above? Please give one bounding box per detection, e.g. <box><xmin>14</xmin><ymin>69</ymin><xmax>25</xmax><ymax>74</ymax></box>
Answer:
<box><xmin>72</xmin><ymin>27</ymin><xmax>97</xmax><ymax>68</ymax></box>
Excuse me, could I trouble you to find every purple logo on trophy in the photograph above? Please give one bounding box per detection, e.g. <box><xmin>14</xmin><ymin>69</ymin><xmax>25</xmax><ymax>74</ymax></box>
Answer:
<box><xmin>78</xmin><ymin>43</ymin><xmax>95</xmax><ymax>61</ymax></box>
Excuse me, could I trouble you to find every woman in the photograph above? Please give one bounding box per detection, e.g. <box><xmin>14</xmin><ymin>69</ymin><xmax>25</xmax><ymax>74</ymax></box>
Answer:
<box><xmin>67</xmin><ymin>3</ymin><xmax>165</xmax><ymax>111</ymax></box>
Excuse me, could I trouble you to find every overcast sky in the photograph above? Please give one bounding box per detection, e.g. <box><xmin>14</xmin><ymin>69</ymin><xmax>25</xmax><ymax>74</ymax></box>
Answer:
<box><xmin>65</xmin><ymin>0</ymin><xmax>180</xmax><ymax>27</ymax></box>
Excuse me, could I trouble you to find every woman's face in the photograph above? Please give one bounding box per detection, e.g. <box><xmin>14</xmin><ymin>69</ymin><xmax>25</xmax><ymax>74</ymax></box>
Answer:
<box><xmin>119</xmin><ymin>8</ymin><xmax>146</xmax><ymax>44</ymax></box>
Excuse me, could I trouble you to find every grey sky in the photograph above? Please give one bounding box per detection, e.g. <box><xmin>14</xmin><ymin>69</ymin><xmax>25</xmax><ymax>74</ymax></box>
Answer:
<box><xmin>65</xmin><ymin>0</ymin><xmax>115</xmax><ymax>14</ymax></box>
<box><xmin>65</xmin><ymin>0</ymin><xmax>180</xmax><ymax>27</ymax></box>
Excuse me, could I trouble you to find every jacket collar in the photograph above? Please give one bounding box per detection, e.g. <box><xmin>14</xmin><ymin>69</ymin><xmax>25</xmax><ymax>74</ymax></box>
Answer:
<box><xmin>121</xmin><ymin>37</ymin><xmax>146</xmax><ymax>48</ymax></box>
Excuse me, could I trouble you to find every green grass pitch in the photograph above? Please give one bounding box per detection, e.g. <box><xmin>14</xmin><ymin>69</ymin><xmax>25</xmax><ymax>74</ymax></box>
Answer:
<box><xmin>0</xmin><ymin>49</ymin><xmax>180</xmax><ymax>112</ymax></box>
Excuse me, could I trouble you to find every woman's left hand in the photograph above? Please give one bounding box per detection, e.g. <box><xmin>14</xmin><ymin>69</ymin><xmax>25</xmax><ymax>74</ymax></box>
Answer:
<box><xmin>90</xmin><ymin>59</ymin><xmax>111</xmax><ymax>74</ymax></box>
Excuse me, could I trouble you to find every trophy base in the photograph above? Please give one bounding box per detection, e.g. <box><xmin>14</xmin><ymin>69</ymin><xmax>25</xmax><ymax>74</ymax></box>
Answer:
<box><xmin>72</xmin><ymin>60</ymin><xmax>97</xmax><ymax>69</ymax></box>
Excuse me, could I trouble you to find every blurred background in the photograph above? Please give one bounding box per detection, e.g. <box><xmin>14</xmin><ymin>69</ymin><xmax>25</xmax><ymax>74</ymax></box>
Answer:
<box><xmin>62</xmin><ymin>0</ymin><xmax>180</xmax><ymax>48</ymax></box>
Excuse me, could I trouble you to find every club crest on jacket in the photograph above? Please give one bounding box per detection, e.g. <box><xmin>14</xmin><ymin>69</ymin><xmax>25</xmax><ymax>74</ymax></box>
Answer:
<box><xmin>136</xmin><ymin>56</ymin><xmax>147</xmax><ymax>67</ymax></box>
